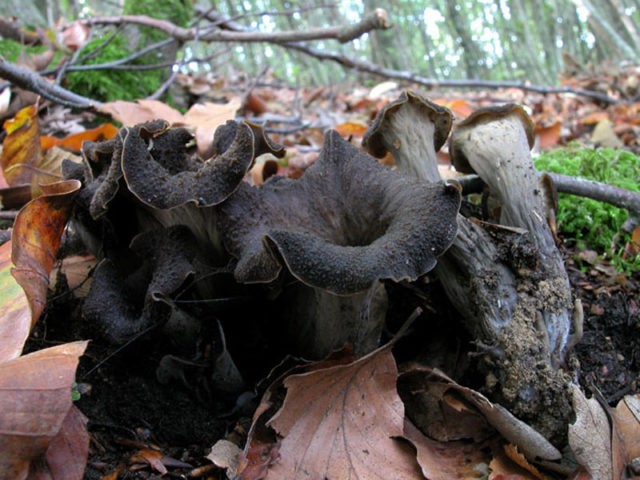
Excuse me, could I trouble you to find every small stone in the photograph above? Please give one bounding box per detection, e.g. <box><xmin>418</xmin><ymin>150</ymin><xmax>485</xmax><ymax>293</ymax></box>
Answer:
<box><xmin>617</xmin><ymin>353</ymin><xmax>625</xmax><ymax>362</ymax></box>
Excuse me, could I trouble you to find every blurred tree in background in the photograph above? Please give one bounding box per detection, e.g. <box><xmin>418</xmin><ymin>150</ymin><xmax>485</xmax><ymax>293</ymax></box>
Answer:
<box><xmin>1</xmin><ymin>0</ymin><xmax>638</xmax><ymax>91</ymax></box>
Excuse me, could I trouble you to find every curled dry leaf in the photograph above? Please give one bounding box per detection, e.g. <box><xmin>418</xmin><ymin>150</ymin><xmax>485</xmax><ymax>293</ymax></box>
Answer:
<box><xmin>399</xmin><ymin>367</ymin><xmax>560</xmax><ymax>462</ymax></box>
<box><xmin>0</xmin><ymin>341</ymin><xmax>88</xmax><ymax>480</ymax></box>
<box><xmin>1</xmin><ymin>105</ymin><xmax>41</xmax><ymax>187</ymax></box>
<box><xmin>0</xmin><ymin>241</ymin><xmax>31</xmax><ymax>362</ymax></box>
<box><xmin>568</xmin><ymin>385</ymin><xmax>614</xmax><ymax>480</ymax></box>
<box><xmin>29</xmin><ymin>406</ymin><xmax>89</xmax><ymax>480</ymax></box>
<box><xmin>402</xmin><ymin>419</ymin><xmax>488</xmax><ymax>480</ymax></box>
<box><xmin>608</xmin><ymin>393</ymin><xmax>640</xmax><ymax>476</ymax></box>
<box><xmin>11</xmin><ymin>179</ymin><xmax>81</xmax><ymax>327</ymax></box>
<box><xmin>259</xmin><ymin>345</ymin><xmax>425</xmax><ymax>480</ymax></box>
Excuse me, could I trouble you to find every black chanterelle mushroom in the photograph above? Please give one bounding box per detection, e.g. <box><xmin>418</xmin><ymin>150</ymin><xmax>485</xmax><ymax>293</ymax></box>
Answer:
<box><xmin>362</xmin><ymin>90</ymin><xmax>453</xmax><ymax>180</ymax></box>
<box><xmin>219</xmin><ymin>130</ymin><xmax>461</xmax><ymax>356</ymax></box>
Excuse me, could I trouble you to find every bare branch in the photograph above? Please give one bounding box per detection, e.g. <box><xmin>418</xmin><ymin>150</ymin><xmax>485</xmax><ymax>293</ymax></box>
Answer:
<box><xmin>0</xmin><ymin>57</ymin><xmax>102</xmax><ymax>108</ymax></box>
<box><xmin>83</xmin><ymin>9</ymin><xmax>389</xmax><ymax>44</ymax></box>
<box><xmin>205</xmin><ymin>10</ymin><xmax>620</xmax><ymax>105</ymax></box>
<box><xmin>457</xmin><ymin>172</ymin><xmax>640</xmax><ymax>214</ymax></box>
<box><xmin>0</xmin><ymin>17</ymin><xmax>41</xmax><ymax>45</ymax></box>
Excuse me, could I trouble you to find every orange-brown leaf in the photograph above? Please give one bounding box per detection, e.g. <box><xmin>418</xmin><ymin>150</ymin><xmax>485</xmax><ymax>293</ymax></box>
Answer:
<box><xmin>264</xmin><ymin>345</ymin><xmax>424</xmax><ymax>480</ymax></box>
<box><xmin>403</xmin><ymin>419</ymin><xmax>487</xmax><ymax>480</ymax></box>
<box><xmin>41</xmin><ymin>123</ymin><xmax>118</xmax><ymax>152</ymax></box>
<box><xmin>534</xmin><ymin>121</ymin><xmax>562</xmax><ymax>150</ymax></box>
<box><xmin>1</xmin><ymin>105</ymin><xmax>41</xmax><ymax>187</ymax></box>
<box><xmin>0</xmin><ymin>341</ymin><xmax>88</xmax><ymax>480</ymax></box>
<box><xmin>181</xmin><ymin>100</ymin><xmax>241</xmax><ymax>157</ymax></box>
<box><xmin>11</xmin><ymin>179</ymin><xmax>81</xmax><ymax>326</ymax></box>
<box><xmin>0</xmin><ymin>241</ymin><xmax>31</xmax><ymax>362</ymax></box>
<box><xmin>334</xmin><ymin>122</ymin><xmax>369</xmax><ymax>138</ymax></box>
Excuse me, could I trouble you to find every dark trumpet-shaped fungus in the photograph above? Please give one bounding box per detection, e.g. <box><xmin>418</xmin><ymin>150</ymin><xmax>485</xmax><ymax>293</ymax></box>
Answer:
<box><xmin>219</xmin><ymin>130</ymin><xmax>461</xmax><ymax>295</ymax></box>
<box><xmin>121</xmin><ymin>120</ymin><xmax>284</xmax><ymax>210</ymax></box>
<box><xmin>362</xmin><ymin>90</ymin><xmax>452</xmax><ymax>181</ymax></box>
<box><xmin>219</xmin><ymin>130</ymin><xmax>461</xmax><ymax>357</ymax></box>
<box><xmin>82</xmin><ymin>226</ymin><xmax>198</xmax><ymax>344</ymax></box>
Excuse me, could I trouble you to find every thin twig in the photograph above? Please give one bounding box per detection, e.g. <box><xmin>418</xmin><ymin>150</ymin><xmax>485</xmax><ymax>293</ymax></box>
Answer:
<box><xmin>83</xmin><ymin>9</ymin><xmax>389</xmax><ymax>44</ymax></box>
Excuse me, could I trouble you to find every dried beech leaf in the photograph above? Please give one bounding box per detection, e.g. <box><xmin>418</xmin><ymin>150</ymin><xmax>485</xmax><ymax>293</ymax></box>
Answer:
<box><xmin>11</xmin><ymin>179</ymin><xmax>81</xmax><ymax>326</ymax></box>
<box><xmin>264</xmin><ymin>345</ymin><xmax>424</xmax><ymax>480</ymax></box>
<box><xmin>181</xmin><ymin>100</ymin><xmax>241</xmax><ymax>157</ymax></box>
<box><xmin>568</xmin><ymin>385</ymin><xmax>613</xmax><ymax>480</ymax></box>
<box><xmin>403</xmin><ymin>419</ymin><xmax>487</xmax><ymax>480</ymax></box>
<box><xmin>61</xmin><ymin>20</ymin><xmax>90</xmax><ymax>51</ymax></box>
<box><xmin>0</xmin><ymin>241</ymin><xmax>31</xmax><ymax>362</ymax></box>
<box><xmin>1</xmin><ymin>105</ymin><xmax>41</xmax><ymax>187</ymax></box>
<box><xmin>41</xmin><ymin>123</ymin><xmax>118</xmax><ymax>152</ymax></box>
<box><xmin>399</xmin><ymin>367</ymin><xmax>560</xmax><ymax>462</ymax></box>
<box><xmin>29</xmin><ymin>406</ymin><xmax>89</xmax><ymax>480</ymax></box>
<box><xmin>97</xmin><ymin>99</ymin><xmax>184</xmax><ymax>126</ymax></box>
<box><xmin>0</xmin><ymin>341</ymin><xmax>88</xmax><ymax>480</ymax></box>
<box><xmin>609</xmin><ymin>394</ymin><xmax>640</xmax><ymax>474</ymax></box>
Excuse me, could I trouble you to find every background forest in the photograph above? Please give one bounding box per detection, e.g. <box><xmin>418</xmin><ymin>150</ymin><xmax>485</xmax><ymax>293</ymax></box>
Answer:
<box><xmin>2</xmin><ymin>0</ymin><xmax>639</xmax><ymax>92</ymax></box>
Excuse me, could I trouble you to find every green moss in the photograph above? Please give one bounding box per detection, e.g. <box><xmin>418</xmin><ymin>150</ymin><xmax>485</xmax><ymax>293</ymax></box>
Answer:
<box><xmin>65</xmin><ymin>0</ymin><xmax>191</xmax><ymax>102</ymax></box>
<box><xmin>534</xmin><ymin>147</ymin><xmax>640</xmax><ymax>272</ymax></box>
<box><xmin>65</xmin><ymin>36</ymin><xmax>163</xmax><ymax>102</ymax></box>
<box><xmin>0</xmin><ymin>39</ymin><xmax>48</xmax><ymax>63</ymax></box>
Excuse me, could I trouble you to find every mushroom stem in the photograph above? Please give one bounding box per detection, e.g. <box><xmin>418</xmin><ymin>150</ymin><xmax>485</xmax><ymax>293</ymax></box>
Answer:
<box><xmin>282</xmin><ymin>282</ymin><xmax>388</xmax><ymax>358</ymax></box>
<box><xmin>364</xmin><ymin>93</ymin><xmax>576</xmax><ymax>443</ymax></box>
<box><xmin>450</xmin><ymin>106</ymin><xmax>573</xmax><ymax>362</ymax></box>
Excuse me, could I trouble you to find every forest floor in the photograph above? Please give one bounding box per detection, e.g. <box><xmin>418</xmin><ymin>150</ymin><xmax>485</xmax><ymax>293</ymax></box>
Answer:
<box><xmin>24</xmin><ymin>245</ymin><xmax>640</xmax><ymax>480</ymax></box>
<box><xmin>5</xmin><ymin>63</ymin><xmax>640</xmax><ymax>479</ymax></box>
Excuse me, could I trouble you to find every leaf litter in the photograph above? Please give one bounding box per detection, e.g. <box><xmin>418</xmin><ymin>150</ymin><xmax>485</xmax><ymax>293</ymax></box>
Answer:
<box><xmin>1</xmin><ymin>68</ymin><xmax>637</xmax><ymax>478</ymax></box>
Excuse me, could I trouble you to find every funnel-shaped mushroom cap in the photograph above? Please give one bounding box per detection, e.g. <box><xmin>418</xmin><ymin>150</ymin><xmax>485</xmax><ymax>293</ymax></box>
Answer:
<box><xmin>121</xmin><ymin>120</ymin><xmax>284</xmax><ymax>210</ymax></box>
<box><xmin>219</xmin><ymin>131</ymin><xmax>461</xmax><ymax>295</ymax></box>
<box><xmin>363</xmin><ymin>91</ymin><xmax>453</xmax><ymax>157</ymax></box>
<box><xmin>450</xmin><ymin>104</ymin><xmax>535</xmax><ymax>174</ymax></box>
<box><xmin>362</xmin><ymin>91</ymin><xmax>453</xmax><ymax>183</ymax></box>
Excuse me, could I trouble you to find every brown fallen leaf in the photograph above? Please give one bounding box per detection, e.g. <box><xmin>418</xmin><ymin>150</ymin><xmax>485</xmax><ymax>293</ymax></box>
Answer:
<box><xmin>403</xmin><ymin>419</ymin><xmax>488</xmax><ymax>480</ymax></box>
<box><xmin>0</xmin><ymin>241</ymin><xmax>31</xmax><ymax>362</ymax></box>
<box><xmin>96</xmin><ymin>99</ymin><xmax>184</xmax><ymax>126</ymax></box>
<box><xmin>49</xmin><ymin>254</ymin><xmax>96</xmax><ymax>298</ymax></box>
<box><xmin>11</xmin><ymin>179</ymin><xmax>81</xmax><ymax>326</ymax></box>
<box><xmin>568</xmin><ymin>385</ymin><xmax>615</xmax><ymax>480</ymax></box>
<box><xmin>40</xmin><ymin>123</ymin><xmax>118</xmax><ymax>152</ymax></box>
<box><xmin>98</xmin><ymin>98</ymin><xmax>241</xmax><ymax>157</ymax></box>
<box><xmin>608</xmin><ymin>393</ymin><xmax>640</xmax><ymax>477</ymax></box>
<box><xmin>1</xmin><ymin>105</ymin><xmax>41</xmax><ymax>187</ymax></box>
<box><xmin>534</xmin><ymin>121</ymin><xmax>562</xmax><ymax>150</ymax></box>
<box><xmin>0</xmin><ymin>341</ymin><xmax>88</xmax><ymax>480</ymax></box>
<box><xmin>180</xmin><ymin>99</ymin><xmax>242</xmax><ymax>157</ymax></box>
<box><xmin>29</xmin><ymin>406</ymin><xmax>89</xmax><ymax>480</ymax></box>
<box><xmin>263</xmin><ymin>345</ymin><xmax>425</xmax><ymax>480</ymax></box>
